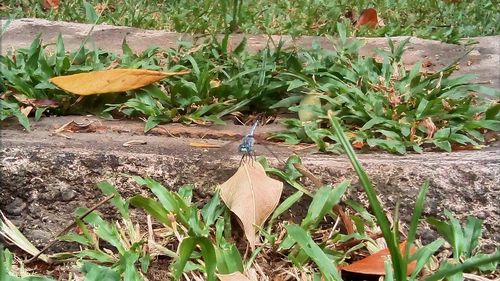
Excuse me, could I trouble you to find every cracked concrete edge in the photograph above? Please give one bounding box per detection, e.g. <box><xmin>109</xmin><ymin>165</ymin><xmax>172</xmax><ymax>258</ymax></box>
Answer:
<box><xmin>1</xmin><ymin>18</ymin><xmax>499</xmax><ymax>89</ymax></box>
<box><xmin>1</xmin><ymin>116</ymin><xmax>499</xmax><ymax>251</ymax></box>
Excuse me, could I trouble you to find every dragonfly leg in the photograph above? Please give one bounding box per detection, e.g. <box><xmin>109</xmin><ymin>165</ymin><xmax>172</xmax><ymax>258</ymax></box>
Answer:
<box><xmin>239</xmin><ymin>152</ymin><xmax>256</xmax><ymax>166</ymax></box>
<box><xmin>251</xmin><ymin>150</ymin><xmax>257</xmax><ymax>165</ymax></box>
<box><xmin>239</xmin><ymin>153</ymin><xmax>248</xmax><ymax>166</ymax></box>
<box><xmin>239</xmin><ymin>154</ymin><xmax>244</xmax><ymax>166</ymax></box>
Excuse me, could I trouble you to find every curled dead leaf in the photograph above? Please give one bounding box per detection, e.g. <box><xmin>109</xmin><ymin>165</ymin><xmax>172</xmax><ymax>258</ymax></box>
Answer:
<box><xmin>50</xmin><ymin>69</ymin><xmax>190</xmax><ymax>96</ymax></box>
<box><xmin>54</xmin><ymin>120</ymin><xmax>96</xmax><ymax>134</ymax></box>
<box><xmin>219</xmin><ymin>161</ymin><xmax>283</xmax><ymax>250</ymax></box>
<box><xmin>20</xmin><ymin>106</ymin><xmax>33</xmax><ymax>117</ymax></box>
<box><xmin>355</xmin><ymin>8</ymin><xmax>384</xmax><ymax>28</ymax></box>
<box><xmin>420</xmin><ymin>117</ymin><xmax>437</xmax><ymax>139</ymax></box>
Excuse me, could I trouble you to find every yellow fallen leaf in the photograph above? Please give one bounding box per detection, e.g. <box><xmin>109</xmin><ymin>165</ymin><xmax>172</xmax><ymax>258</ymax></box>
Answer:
<box><xmin>219</xmin><ymin>161</ymin><xmax>283</xmax><ymax>250</ymax></box>
<box><xmin>50</xmin><ymin>68</ymin><xmax>190</xmax><ymax>96</ymax></box>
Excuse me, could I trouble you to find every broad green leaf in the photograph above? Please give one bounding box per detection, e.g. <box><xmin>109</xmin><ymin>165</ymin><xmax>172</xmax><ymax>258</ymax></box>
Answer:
<box><xmin>215</xmin><ymin>240</ymin><xmax>244</xmax><ymax>274</ymax></box>
<box><xmin>286</xmin><ymin>225</ymin><xmax>342</xmax><ymax>281</ymax></box>
<box><xmin>362</xmin><ymin>117</ymin><xmax>387</xmax><ymax>130</ymax></box>
<box><xmin>462</xmin><ymin>216</ymin><xmax>482</xmax><ymax>258</ymax></box>
<box><xmin>120</xmin><ymin>251</ymin><xmax>141</xmax><ymax>281</ymax></box>
<box><xmin>129</xmin><ymin>195</ymin><xmax>171</xmax><ymax>226</ymax></box>
<box><xmin>302</xmin><ymin>181</ymin><xmax>349</xmax><ymax>229</ymax></box>
<box><xmin>172</xmin><ymin>237</ymin><xmax>196</xmax><ymax>280</ymax></box>
<box><xmin>201</xmin><ymin>192</ymin><xmax>223</xmax><ymax>227</ymax></box>
<box><xmin>81</xmin><ymin>262</ymin><xmax>120</xmax><ymax>281</ymax></box>
<box><xmin>58</xmin><ymin>233</ymin><xmax>92</xmax><ymax>246</ymax></box>
<box><xmin>197</xmin><ymin>237</ymin><xmax>217</xmax><ymax>281</ymax></box>
<box><xmin>83</xmin><ymin>1</ymin><xmax>99</xmax><ymax>23</ymax></box>
<box><xmin>13</xmin><ymin>111</ymin><xmax>31</xmax><ymax>131</ymax></box>
<box><xmin>77</xmin><ymin>250</ymin><xmax>115</xmax><ymax>263</ymax></box>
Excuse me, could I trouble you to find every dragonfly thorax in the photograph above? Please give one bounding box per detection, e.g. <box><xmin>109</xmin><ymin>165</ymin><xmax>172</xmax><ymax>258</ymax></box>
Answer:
<box><xmin>238</xmin><ymin>135</ymin><xmax>255</xmax><ymax>153</ymax></box>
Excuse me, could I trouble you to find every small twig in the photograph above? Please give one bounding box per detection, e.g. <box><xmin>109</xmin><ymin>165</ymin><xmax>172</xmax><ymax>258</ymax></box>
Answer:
<box><xmin>293</xmin><ymin>163</ymin><xmax>355</xmax><ymax>235</ymax></box>
<box><xmin>26</xmin><ymin>194</ymin><xmax>115</xmax><ymax>263</ymax></box>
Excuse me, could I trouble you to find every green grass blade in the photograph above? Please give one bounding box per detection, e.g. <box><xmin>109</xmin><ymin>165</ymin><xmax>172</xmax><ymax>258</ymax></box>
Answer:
<box><xmin>270</xmin><ymin>191</ymin><xmax>303</xmax><ymax>223</ymax></box>
<box><xmin>406</xmin><ymin>180</ymin><xmax>430</xmax><ymax>258</ymax></box>
<box><xmin>409</xmin><ymin>239</ymin><xmax>444</xmax><ymax>280</ymax></box>
<box><xmin>425</xmin><ymin>251</ymin><xmax>500</xmax><ymax>281</ymax></box>
<box><xmin>328</xmin><ymin>111</ymin><xmax>406</xmax><ymax>280</ymax></box>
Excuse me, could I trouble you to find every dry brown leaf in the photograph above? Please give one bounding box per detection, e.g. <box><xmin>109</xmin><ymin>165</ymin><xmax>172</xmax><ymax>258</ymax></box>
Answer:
<box><xmin>420</xmin><ymin>117</ymin><xmax>437</xmax><ymax>139</ymax></box>
<box><xmin>217</xmin><ymin>272</ymin><xmax>253</xmax><ymax>281</ymax></box>
<box><xmin>54</xmin><ymin>120</ymin><xmax>96</xmax><ymax>134</ymax></box>
<box><xmin>42</xmin><ymin>0</ymin><xmax>59</xmax><ymax>10</ymax></box>
<box><xmin>50</xmin><ymin>69</ymin><xmax>190</xmax><ymax>96</ymax></box>
<box><xmin>340</xmin><ymin>241</ymin><xmax>417</xmax><ymax>276</ymax></box>
<box><xmin>20</xmin><ymin>106</ymin><xmax>33</xmax><ymax>117</ymax></box>
<box><xmin>219</xmin><ymin>162</ymin><xmax>283</xmax><ymax>250</ymax></box>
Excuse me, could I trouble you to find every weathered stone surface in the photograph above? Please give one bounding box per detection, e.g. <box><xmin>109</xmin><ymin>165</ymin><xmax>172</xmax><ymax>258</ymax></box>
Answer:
<box><xmin>1</xmin><ymin>116</ymin><xmax>499</xmax><ymax>252</ymax></box>
<box><xmin>1</xmin><ymin>18</ymin><xmax>499</xmax><ymax>89</ymax></box>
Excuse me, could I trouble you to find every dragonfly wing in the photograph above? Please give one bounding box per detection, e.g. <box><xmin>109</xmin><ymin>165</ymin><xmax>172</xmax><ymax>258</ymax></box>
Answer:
<box><xmin>194</xmin><ymin>138</ymin><xmax>243</xmax><ymax>163</ymax></box>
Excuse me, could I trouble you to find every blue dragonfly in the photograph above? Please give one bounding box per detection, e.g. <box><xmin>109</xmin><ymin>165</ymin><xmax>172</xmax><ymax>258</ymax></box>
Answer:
<box><xmin>193</xmin><ymin>120</ymin><xmax>289</xmax><ymax>166</ymax></box>
<box><xmin>237</xmin><ymin>120</ymin><xmax>259</xmax><ymax>165</ymax></box>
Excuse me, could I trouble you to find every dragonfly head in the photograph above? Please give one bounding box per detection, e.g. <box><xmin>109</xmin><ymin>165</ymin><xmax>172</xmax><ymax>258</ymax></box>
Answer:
<box><xmin>238</xmin><ymin>143</ymin><xmax>252</xmax><ymax>153</ymax></box>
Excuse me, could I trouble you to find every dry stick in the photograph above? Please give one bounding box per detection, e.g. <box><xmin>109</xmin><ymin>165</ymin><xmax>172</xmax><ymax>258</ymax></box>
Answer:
<box><xmin>293</xmin><ymin>163</ymin><xmax>355</xmax><ymax>235</ymax></box>
<box><xmin>26</xmin><ymin>194</ymin><xmax>115</xmax><ymax>263</ymax></box>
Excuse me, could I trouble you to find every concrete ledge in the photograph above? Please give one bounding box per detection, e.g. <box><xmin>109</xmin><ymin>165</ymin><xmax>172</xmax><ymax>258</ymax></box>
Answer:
<box><xmin>1</xmin><ymin>18</ymin><xmax>499</xmax><ymax>89</ymax></box>
<box><xmin>1</xmin><ymin>116</ymin><xmax>499</xmax><ymax>252</ymax></box>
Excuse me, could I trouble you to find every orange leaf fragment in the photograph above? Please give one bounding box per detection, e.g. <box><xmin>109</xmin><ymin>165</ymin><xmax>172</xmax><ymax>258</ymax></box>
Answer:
<box><xmin>355</xmin><ymin>8</ymin><xmax>384</xmax><ymax>28</ymax></box>
<box><xmin>352</xmin><ymin>141</ymin><xmax>365</xmax><ymax>149</ymax></box>
<box><xmin>341</xmin><ymin>241</ymin><xmax>417</xmax><ymax>276</ymax></box>
<box><xmin>189</xmin><ymin>142</ymin><xmax>222</xmax><ymax>148</ymax></box>
<box><xmin>219</xmin><ymin>161</ymin><xmax>283</xmax><ymax>250</ymax></box>
<box><xmin>42</xmin><ymin>0</ymin><xmax>59</xmax><ymax>10</ymax></box>
<box><xmin>50</xmin><ymin>69</ymin><xmax>190</xmax><ymax>96</ymax></box>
